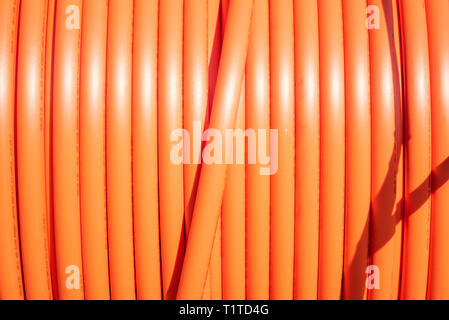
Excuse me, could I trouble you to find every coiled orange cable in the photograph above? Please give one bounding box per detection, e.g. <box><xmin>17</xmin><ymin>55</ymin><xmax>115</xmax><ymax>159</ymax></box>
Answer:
<box><xmin>399</xmin><ymin>0</ymin><xmax>432</xmax><ymax>300</ymax></box>
<box><xmin>221</xmin><ymin>0</ymin><xmax>245</xmax><ymax>301</ymax></box>
<box><xmin>106</xmin><ymin>0</ymin><xmax>136</xmax><ymax>300</ymax></box>
<box><xmin>342</xmin><ymin>0</ymin><xmax>371</xmax><ymax>300</ymax></box>
<box><xmin>426</xmin><ymin>0</ymin><xmax>449</xmax><ymax>300</ymax></box>
<box><xmin>79</xmin><ymin>0</ymin><xmax>110</xmax><ymax>300</ymax></box>
<box><xmin>317</xmin><ymin>0</ymin><xmax>346</xmax><ymax>300</ymax></box>
<box><xmin>368</xmin><ymin>0</ymin><xmax>404</xmax><ymax>301</ymax></box>
<box><xmin>293</xmin><ymin>0</ymin><xmax>320</xmax><ymax>300</ymax></box>
<box><xmin>17</xmin><ymin>0</ymin><xmax>53</xmax><ymax>300</ymax></box>
<box><xmin>201</xmin><ymin>0</ymin><xmax>223</xmax><ymax>301</ymax></box>
<box><xmin>158</xmin><ymin>0</ymin><xmax>186</xmax><ymax>300</ymax></box>
<box><xmin>269</xmin><ymin>0</ymin><xmax>295</xmax><ymax>300</ymax></box>
<box><xmin>0</xmin><ymin>0</ymin><xmax>23</xmax><ymax>301</ymax></box>
<box><xmin>133</xmin><ymin>0</ymin><xmax>162</xmax><ymax>301</ymax></box>
<box><xmin>53</xmin><ymin>0</ymin><xmax>84</xmax><ymax>300</ymax></box>
<box><xmin>44</xmin><ymin>0</ymin><xmax>58</xmax><ymax>300</ymax></box>
<box><xmin>246</xmin><ymin>0</ymin><xmax>270</xmax><ymax>301</ymax></box>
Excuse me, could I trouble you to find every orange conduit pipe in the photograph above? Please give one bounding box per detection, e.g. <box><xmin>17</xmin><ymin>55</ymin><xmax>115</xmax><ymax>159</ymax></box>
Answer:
<box><xmin>6</xmin><ymin>0</ymin><xmax>449</xmax><ymax>302</ymax></box>
<box><xmin>158</xmin><ymin>0</ymin><xmax>185</xmax><ymax>300</ymax></box>
<box><xmin>177</xmin><ymin>0</ymin><xmax>254</xmax><ymax>300</ymax></box>
<box><xmin>426</xmin><ymin>0</ymin><xmax>449</xmax><ymax>300</ymax></box>
<box><xmin>368</xmin><ymin>0</ymin><xmax>404</xmax><ymax>301</ymax></box>
<box><xmin>16</xmin><ymin>0</ymin><xmax>53</xmax><ymax>300</ymax></box>
<box><xmin>133</xmin><ymin>0</ymin><xmax>162</xmax><ymax>300</ymax></box>
<box><xmin>184</xmin><ymin>0</ymin><xmax>208</xmax><ymax>234</ymax></box>
<box><xmin>293</xmin><ymin>0</ymin><xmax>320</xmax><ymax>300</ymax></box>
<box><xmin>79</xmin><ymin>0</ymin><xmax>110</xmax><ymax>300</ymax></box>
<box><xmin>208</xmin><ymin>221</ymin><xmax>223</xmax><ymax>300</ymax></box>
<box><xmin>317</xmin><ymin>0</ymin><xmax>346</xmax><ymax>300</ymax></box>
<box><xmin>106</xmin><ymin>0</ymin><xmax>136</xmax><ymax>300</ymax></box>
<box><xmin>183</xmin><ymin>0</ymin><xmax>211</xmax><ymax>301</ymax></box>
<box><xmin>399</xmin><ymin>0</ymin><xmax>432</xmax><ymax>300</ymax></box>
<box><xmin>342</xmin><ymin>0</ymin><xmax>371</xmax><ymax>300</ymax></box>
<box><xmin>0</xmin><ymin>0</ymin><xmax>23</xmax><ymax>301</ymax></box>
<box><xmin>202</xmin><ymin>0</ymin><xmax>222</xmax><ymax>301</ymax></box>
<box><xmin>207</xmin><ymin>0</ymin><xmax>222</xmax><ymax>128</ymax></box>
<box><xmin>245</xmin><ymin>0</ymin><xmax>270</xmax><ymax>301</ymax></box>
<box><xmin>44</xmin><ymin>0</ymin><xmax>58</xmax><ymax>299</ymax></box>
<box><xmin>203</xmin><ymin>0</ymin><xmax>227</xmax><ymax>302</ymax></box>
<box><xmin>203</xmin><ymin>0</ymin><xmax>226</xmax><ymax>302</ymax></box>
<box><xmin>221</xmin><ymin>0</ymin><xmax>245</xmax><ymax>301</ymax></box>
<box><xmin>53</xmin><ymin>0</ymin><xmax>84</xmax><ymax>300</ymax></box>
<box><xmin>221</xmin><ymin>87</ymin><xmax>246</xmax><ymax>300</ymax></box>
<box><xmin>183</xmin><ymin>0</ymin><xmax>213</xmax><ymax>301</ymax></box>
<box><xmin>269</xmin><ymin>0</ymin><xmax>295</xmax><ymax>300</ymax></box>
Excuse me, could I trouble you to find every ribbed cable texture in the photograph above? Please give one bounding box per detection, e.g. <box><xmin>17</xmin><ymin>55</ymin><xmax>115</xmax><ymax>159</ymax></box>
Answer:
<box><xmin>1</xmin><ymin>0</ymin><xmax>449</xmax><ymax>300</ymax></box>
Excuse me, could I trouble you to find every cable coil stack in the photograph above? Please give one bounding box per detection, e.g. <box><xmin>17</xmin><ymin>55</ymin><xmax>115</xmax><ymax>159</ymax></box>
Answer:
<box><xmin>1</xmin><ymin>0</ymin><xmax>449</xmax><ymax>300</ymax></box>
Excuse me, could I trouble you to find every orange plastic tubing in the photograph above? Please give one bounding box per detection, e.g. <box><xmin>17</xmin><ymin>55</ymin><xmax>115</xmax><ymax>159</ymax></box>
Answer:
<box><xmin>106</xmin><ymin>0</ymin><xmax>136</xmax><ymax>300</ymax></box>
<box><xmin>204</xmin><ymin>0</ymin><xmax>228</xmax><ymax>302</ymax></box>
<box><xmin>294</xmin><ymin>0</ymin><xmax>320</xmax><ymax>300</ymax></box>
<box><xmin>342</xmin><ymin>0</ymin><xmax>371</xmax><ymax>300</ymax></box>
<box><xmin>426</xmin><ymin>0</ymin><xmax>449</xmax><ymax>300</ymax></box>
<box><xmin>317</xmin><ymin>0</ymin><xmax>346</xmax><ymax>300</ymax></box>
<box><xmin>177</xmin><ymin>0</ymin><xmax>254</xmax><ymax>300</ymax></box>
<box><xmin>158</xmin><ymin>0</ymin><xmax>185</xmax><ymax>300</ymax></box>
<box><xmin>16</xmin><ymin>0</ymin><xmax>53</xmax><ymax>300</ymax></box>
<box><xmin>184</xmin><ymin>0</ymin><xmax>208</xmax><ymax>233</ymax></box>
<box><xmin>269</xmin><ymin>0</ymin><xmax>295</xmax><ymax>300</ymax></box>
<box><xmin>157</xmin><ymin>0</ymin><xmax>186</xmax><ymax>301</ymax></box>
<box><xmin>368</xmin><ymin>0</ymin><xmax>404</xmax><ymax>300</ymax></box>
<box><xmin>245</xmin><ymin>0</ymin><xmax>270</xmax><ymax>301</ymax></box>
<box><xmin>53</xmin><ymin>0</ymin><xmax>84</xmax><ymax>300</ymax></box>
<box><xmin>133</xmin><ymin>0</ymin><xmax>162</xmax><ymax>300</ymax></box>
<box><xmin>222</xmin><ymin>88</ymin><xmax>246</xmax><ymax>300</ymax></box>
<box><xmin>44</xmin><ymin>0</ymin><xmax>58</xmax><ymax>299</ymax></box>
<box><xmin>207</xmin><ymin>0</ymin><xmax>222</xmax><ymax>125</ymax></box>
<box><xmin>399</xmin><ymin>0</ymin><xmax>432</xmax><ymax>300</ymax></box>
<box><xmin>0</xmin><ymin>0</ymin><xmax>24</xmax><ymax>301</ymax></box>
<box><xmin>208</xmin><ymin>226</ymin><xmax>223</xmax><ymax>300</ymax></box>
<box><xmin>205</xmin><ymin>0</ymin><xmax>229</xmax><ymax>302</ymax></box>
<box><xmin>79</xmin><ymin>0</ymin><xmax>110</xmax><ymax>300</ymax></box>
<box><xmin>202</xmin><ymin>0</ymin><xmax>223</xmax><ymax>301</ymax></box>
<box><xmin>293</xmin><ymin>0</ymin><xmax>320</xmax><ymax>300</ymax></box>
<box><xmin>221</xmin><ymin>0</ymin><xmax>245</xmax><ymax>300</ymax></box>
<box><xmin>199</xmin><ymin>0</ymin><xmax>222</xmax><ymax>301</ymax></box>
<box><xmin>44</xmin><ymin>0</ymin><xmax>55</xmax><ymax>241</ymax></box>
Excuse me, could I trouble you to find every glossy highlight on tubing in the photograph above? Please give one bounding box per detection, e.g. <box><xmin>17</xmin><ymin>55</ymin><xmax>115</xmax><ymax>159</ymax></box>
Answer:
<box><xmin>293</xmin><ymin>0</ymin><xmax>320</xmax><ymax>300</ymax></box>
<box><xmin>158</xmin><ymin>0</ymin><xmax>185</xmax><ymax>300</ymax></box>
<box><xmin>342</xmin><ymin>0</ymin><xmax>371</xmax><ymax>300</ymax></box>
<box><xmin>53</xmin><ymin>0</ymin><xmax>84</xmax><ymax>300</ymax></box>
<box><xmin>17</xmin><ymin>0</ymin><xmax>53</xmax><ymax>300</ymax></box>
<box><xmin>106</xmin><ymin>0</ymin><xmax>136</xmax><ymax>300</ymax></box>
<box><xmin>368</xmin><ymin>0</ymin><xmax>403</xmax><ymax>301</ymax></box>
<box><xmin>399</xmin><ymin>0</ymin><xmax>432</xmax><ymax>300</ymax></box>
<box><xmin>0</xmin><ymin>0</ymin><xmax>23</xmax><ymax>300</ymax></box>
<box><xmin>317</xmin><ymin>0</ymin><xmax>346</xmax><ymax>300</ymax></box>
<box><xmin>246</xmin><ymin>0</ymin><xmax>270</xmax><ymax>301</ymax></box>
<box><xmin>269</xmin><ymin>0</ymin><xmax>295</xmax><ymax>301</ymax></box>
<box><xmin>79</xmin><ymin>0</ymin><xmax>110</xmax><ymax>300</ymax></box>
<box><xmin>133</xmin><ymin>0</ymin><xmax>162</xmax><ymax>301</ymax></box>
